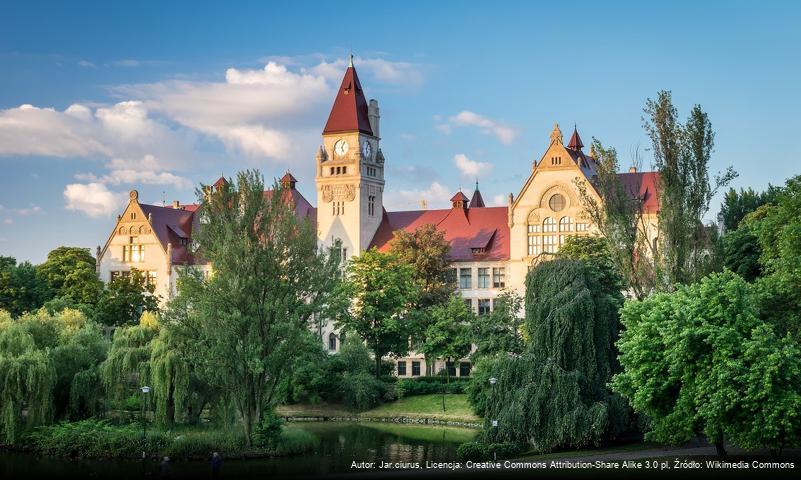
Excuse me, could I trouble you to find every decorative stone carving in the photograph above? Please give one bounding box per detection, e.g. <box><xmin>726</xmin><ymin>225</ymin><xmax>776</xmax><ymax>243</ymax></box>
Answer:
<box><xmin>527</xmin><ymin>210</ymin><xmax>540</xmax><ymax>225</ymax></box>
<box><xmin>539</xmin><ymin>184</ymin><xmax>577</xmax><ymax>210</ymax></box>
<box><xmin>129</xmin><ymin>190</ymin><xmax>139</xmax><ymax>201</ymax></box>
<box><xmin>549</xmin><ymin>123</ymin><xmax>563</xmax><ymax>145</ymax></box>
<box><xmin>321</xmin><ymin>184</ymin><xmax>356</xmax><ymax>203</ymax></box>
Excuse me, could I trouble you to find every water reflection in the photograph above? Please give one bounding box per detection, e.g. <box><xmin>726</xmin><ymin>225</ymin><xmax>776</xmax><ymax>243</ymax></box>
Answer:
<box><xmin>0</xmin><ymin>422</ymin><xmax>477</xmax><ymax>479</ymax></box>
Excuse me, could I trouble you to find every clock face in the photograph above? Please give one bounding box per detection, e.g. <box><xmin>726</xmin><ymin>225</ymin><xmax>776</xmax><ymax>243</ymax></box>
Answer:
<box><xmin>334</xmin><ymin>139</ymin><xmax>349</xmax><ymax>157</ymax></box>
<box><xmin>361</xmin><ymin>141</ymin><xmax>372</xmax><ymax>158</ymax></box>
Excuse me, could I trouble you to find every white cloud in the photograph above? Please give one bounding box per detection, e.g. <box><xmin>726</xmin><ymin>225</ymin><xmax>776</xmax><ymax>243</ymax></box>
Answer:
<box><xmin>453</xmin><ymin>153</ymin><xmax>493</xmax><ymax>178</ymax></box>
<box><xmin>492</xmin><ymin>194</ymin><xmax>507</xmax><ymax>206</ymax></box>
<box><xmin>302</xmin><ymin>57</ymin><xmax>425</xmax><ymax>86</ymax></box>
<box><xmin>77</xmin><ymin>60</ymin><xmax>96</xmax><ymax>68</ymax></box>
<box><xmin>0</xmin><ymin>204</ymin><xmax>42</xmax><ymax>216</ymax></box>
<box><xmin>384</xmin><ymin>181</ymin><xmax>452</xmax><ymax>211</ymax></box>
<box><xmin>437</xmin><ymin>110</ymin><xmax>518</xmax><ymax>144</ymax></box>
<box><xmin>64</xmin><ymin>183</ymin><xmax>127</xmax><ymax>218</ymax></box>
<box><xmin>3</xmin><ymin>218</ymin><xmax>12</xmax><ymax>225</ymax></box>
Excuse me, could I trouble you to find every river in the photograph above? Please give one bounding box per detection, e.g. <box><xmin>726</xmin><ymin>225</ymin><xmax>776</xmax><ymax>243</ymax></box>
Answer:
<box><xmin>0</xmin><ymin>422</ymin><xmax>477</xmax><ymax>479</ymax></box>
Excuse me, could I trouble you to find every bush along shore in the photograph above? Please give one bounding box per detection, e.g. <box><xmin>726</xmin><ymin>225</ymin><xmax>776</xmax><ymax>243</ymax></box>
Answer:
<box><xmin>5</xmin><ymin>419</ymin><xmax>318</xmax><ymax>460</ymax></box>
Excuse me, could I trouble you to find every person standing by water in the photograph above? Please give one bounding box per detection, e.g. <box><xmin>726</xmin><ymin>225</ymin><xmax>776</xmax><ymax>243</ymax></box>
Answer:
<box><xmin>159</xmin><ymin>456</ymin><xmax>171</xmax><ymax>477</ymax></box>
<box><xmin>211</xmin><ymin>452</ymin><xmax>223</xmax><ymax>479</ymax></box>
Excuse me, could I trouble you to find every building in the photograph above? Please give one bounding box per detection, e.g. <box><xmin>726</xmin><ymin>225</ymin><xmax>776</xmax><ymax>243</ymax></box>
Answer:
<box><xmin>97</xmin><ymin>57</ymin><xmax>659</xmax><ymax>378</ymax></box>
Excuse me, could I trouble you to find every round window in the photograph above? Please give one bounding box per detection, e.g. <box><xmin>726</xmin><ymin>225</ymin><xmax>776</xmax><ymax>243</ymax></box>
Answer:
<box><xmin>549</xmin><ymin>193</ymin><xmax>566</xmax><ymax>212</ymax></box>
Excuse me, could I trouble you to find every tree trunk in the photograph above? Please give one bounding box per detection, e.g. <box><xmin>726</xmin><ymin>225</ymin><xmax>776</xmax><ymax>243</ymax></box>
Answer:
<box><xmin>714</xmin><ymin>432</ymin><xmax>727</xmax><ymax>458</ymax></box>
<box><xmin>375</xmin><ymin>353</ymin><xmax>382</xmax><ymax>379</ymax></box>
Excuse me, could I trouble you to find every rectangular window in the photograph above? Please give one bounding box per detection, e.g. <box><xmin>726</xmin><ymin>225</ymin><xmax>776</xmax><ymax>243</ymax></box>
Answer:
<box><xmin>478</xmin><ymin>299</ymin><xmax>491</xmax><ymax>316</ymax></box>
<box><xmin>477</xmin><ymin>267</ymin><xmax>490</xmax><ymax>288</ymax></box>
<box><xmin>146</xmin><ymin>271</ymin><xmax>157</xmax><ymax>286</ymax></box>
<box><xmin>446</xmin><ymin>361</ymin><xmax>456</xmax><ymax>377</ymax></box>
<box><xmin>492</xmin><ymin>267</ymin><xmax>505</xmax><ymax>288</ymax></box>
<box><xmin>464</xmin><ymin>298</ymin><xmax>473</xmax><ymax>312</ymax></box>
<box><xmin>459</xmin><ymin>268</ymin><xmax>472</xmax><ymax>289</ymax></box>
<box><xmin>110</xmin><ymin>271</ymin><xmax>119</xmax><ymax>282</ymax></box>
<box><xmin>368</xmin><ymin>195</ymin><xmax>375</xmax><ymax>216</ymax></box>
<box><xmin>411</xmin><ymin>361</ymin><xmax>421</xmax><ymax>376</ymax></box>
<box><xmin>329</xmin><ymin>167</ymin><xmax>334</xmax><ymax>175</ymax></box>
<box><xmin>527</xmin><ymin>235</ymin><xmax>540</xmax><ymax>256</ymax></box>
<box><xmin>459</xmin><ymin>362</ymin><xmax>472</xmax><ymax>377</ymax></box>
<box><xmin>397</xmin><ymin>361</ymin><xmax>407</xmax><ymax>376</ymax></box>
<box><xmin>543</xmin><ymin>235</ymin><xmax>557</xmax><ymax>253</ymax></box>
<box><xmin>576</xmin><ymin>223</ymin><xmax>589</xmax><ymax>232</ymax></box>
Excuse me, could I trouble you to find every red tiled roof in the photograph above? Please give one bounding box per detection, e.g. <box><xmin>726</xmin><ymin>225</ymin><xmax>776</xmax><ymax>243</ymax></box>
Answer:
<box><xmin>370</xmin><ymin>206</ymin><xmax>510</xmax><ymax>262</ymax></box>
<box><xmin>323</xmin><ymin>63</ymin><xmax>373</xmax><ymax>135</ymax></box>
<box><xmin>617</xmin><ymin>171</ymin><xmax>660</xmax><ymax>214</ymax></box>
<box><xmin>138</xmin><ymin>186</ymin><xmax>315</xmax><ymax>265</ymax></box>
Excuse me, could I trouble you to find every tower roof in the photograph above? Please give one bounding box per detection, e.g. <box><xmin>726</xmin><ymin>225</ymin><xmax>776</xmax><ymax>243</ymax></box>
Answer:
<box><xmin>567</xmin><ymin>125</ymin><xmax>584</xmax><ymax>151</ymax></box>
<box><xmin>469</xmin><ymin>180</ymin><xmax>486</xmax><ymax>208</ymax></box>
<box><xmin>322</xmin><ymin>59</ymin><xmax>373</xmax><ymax>135</ymax></box>
<box><xmin>280</xmin><ymin>171</ymin><xmax>298</xmax><ymax>189</ymax></box>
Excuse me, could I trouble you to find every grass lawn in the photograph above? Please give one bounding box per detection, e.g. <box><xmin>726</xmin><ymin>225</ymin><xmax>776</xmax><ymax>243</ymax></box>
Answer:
<box><xmin>363</xmin><ymin>394</ymin><xmax>479</xmax><ymax>423</ymax></box>
<box><xmin>277</xmin><ymin>394</ymin><xmax>480</xmax><ymax>424</ymax></box>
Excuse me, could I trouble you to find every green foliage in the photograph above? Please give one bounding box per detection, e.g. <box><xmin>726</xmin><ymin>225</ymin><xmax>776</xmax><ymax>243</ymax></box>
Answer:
<box><xmin>37</xmin><ymin>246</ymin><xmax>102</xmax><ymax>307</ymax></box>
<box><xmin>469</xmin><ymin>259</ymin><xmax>627</xmax><ymax>452</ymax></box>
<box><xmin>389</xmin><ymin>223</ymin><xmax>452</xmax><ymax>308</ymax></box>
<box><xmin>612</xmin><ymin>271</ymin><xmax>801</xmax><ymax>451</ymax></box>
<box><xmin>101</xmin><ymin>322</ymin><xmax>157</xmax><ymax>405</ymax></box>
<box><xmin>28</xmin><ymin>419</ymin><xmax>169</xmax><ymax>458</ymax></box>
<box><xmin>0</xmin><ymin>256</ymin><xmax>50</xmax><ymax>317</ymax></box>
<box><xmin>252</xmin><ymin>409</ymin><xmax>284</xmax><ymax>449</ymax></box>
<box><xmin>418</xmin><ymin>294</ymin><xmax>472</xmax><ymax>374</ymax></box>
<box><xmin>723</xmin><ymin>224</ymin><xmax>762</xmax><ymax>281</ymax></box>
<box><xmin>643</xmin><ymin>91</ymin><xmax>736</xmax><ymax>287</ymax></box>
<box><xmin>556</xmin><ymin>235</ymin><xmax>625</xmax><ymax>293</ymax></box>
<box><xmin>0</xmin><ymin>322</ymin><xmax>56</xmax><ymax>443</ymax></box>
<box><xmin>94</xmin><ymin>269</ymin><xmax>159</xmax><ymax>327</ymax></box>
<box><xmin>720</xmin><ymin>185</ymin><xmax>781</xmax><ymax>232</ymax></box>
<box><xmin>468</xmin><ymin>289</ymin><xmax>523</xmax><ymax>360</ymax></box>
<box><xmin>166</xmin><ymin>171</ymin><xmax>341</xmax><ymax>446</ymax></box>
<box><xmin>574</xmin><ymin>141</ymin><xmax>656</xmax><ymax>299</ymax></box>
<box><xmin>340</xmin><ymin>371</ymin><xmax>384</xmax><ymax>411</ymax></box>
<box><xmin>336</xmin><ymin>248</ymin><xmax>418</xmax><ymax>377</ymax></box>
<box><xmin>456</xmin><ymin>441</ymin><xmax>488</xmax><ymax>461</ymax></box>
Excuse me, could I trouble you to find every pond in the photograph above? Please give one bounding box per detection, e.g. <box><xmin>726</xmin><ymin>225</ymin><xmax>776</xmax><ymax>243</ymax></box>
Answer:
<box><xmin>0</xmin><ymin>422</ymin><xmax>477</xmax><ymax>479</ymax></box>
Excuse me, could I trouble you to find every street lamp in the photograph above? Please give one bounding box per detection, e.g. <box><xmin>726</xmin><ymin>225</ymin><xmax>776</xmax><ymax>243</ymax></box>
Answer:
<box><xmin>489</xmin><ymin>377</ymin><xmax>498</xmax><ymax>460</ymax></box>
<box><xmin>141</xmin><ymin>385</ymin><xmax>151</xmax><ymax>461</ymax></box>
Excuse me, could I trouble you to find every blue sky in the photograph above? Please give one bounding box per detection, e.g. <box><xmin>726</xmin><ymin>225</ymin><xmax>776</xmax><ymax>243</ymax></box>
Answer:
<box><xmin>1</xmin><ymin>0</ymin><xmax>800</xmax><ymax>263</ymax></box>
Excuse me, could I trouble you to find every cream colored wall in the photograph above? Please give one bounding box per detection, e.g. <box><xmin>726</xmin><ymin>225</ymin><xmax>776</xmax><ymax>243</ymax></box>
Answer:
<box><xmin>97</xmin><ymin>198</ymin><xmax>171</xmax><ymax>302</ymax></box>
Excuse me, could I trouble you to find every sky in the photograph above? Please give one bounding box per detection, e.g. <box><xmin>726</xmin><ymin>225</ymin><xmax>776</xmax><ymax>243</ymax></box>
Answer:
<box><xmin>1</xmin><ymin>0</ymin><xmax>800</xmax><ymax>263</ymax></box>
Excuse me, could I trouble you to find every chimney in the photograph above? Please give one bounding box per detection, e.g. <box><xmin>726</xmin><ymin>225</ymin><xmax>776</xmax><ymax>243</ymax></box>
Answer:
<box><xmin>172</xmin><ymin>200</ymin><xmax>181</xmax><ymax>209</ymax></box>
<box><xmin>629</xmin><ymin>166</ymin><xmax>637</xmax><ymax>173</ymax></box>
<box><xmin>368</xmin><ymin>99</ymin><xmax>380</xmax><ymax>138</ymax></box>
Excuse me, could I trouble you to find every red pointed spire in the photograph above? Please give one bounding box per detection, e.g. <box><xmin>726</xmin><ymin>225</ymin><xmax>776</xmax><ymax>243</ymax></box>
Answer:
<box><xmin>567</xmin><ymin>125</ymin><xmax>584</xmax><ymax>151</ymax></box>
<box><xmin>322</xmin><ymin>56</ymin><xmax>373</xmax><ymax>135</ymax></box>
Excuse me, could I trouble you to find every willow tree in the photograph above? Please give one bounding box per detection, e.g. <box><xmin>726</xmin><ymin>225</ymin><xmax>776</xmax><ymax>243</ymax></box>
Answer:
<box><xmin>0</xmin><ymin>322</ymin><xmax>55</xmax><ymax>443</ymax></box>
<box><xmin>101</xmin><ymin>318</ymin><xmax>158</xmax><ymax>405</ymax></box>
<box><xmin>472</xmin><ymin>259</ymin><xmax>628</xmax><ymax>451</ymax></box>
<box><xmin>167</xmin><ymin>171</ymin><xmax>342</xmax><ymax>446</ymax></box>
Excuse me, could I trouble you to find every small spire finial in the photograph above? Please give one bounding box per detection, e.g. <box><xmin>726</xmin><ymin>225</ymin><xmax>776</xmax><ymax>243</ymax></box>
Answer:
<box><xmin>348</xmin><ymin>51</ymin><xmax>353</xmax><ymax>68</ymax></box>
<box><xmin>475</xmin><ymin>178</ymin><xmax>479</xmax><ymax>190</ymax></box>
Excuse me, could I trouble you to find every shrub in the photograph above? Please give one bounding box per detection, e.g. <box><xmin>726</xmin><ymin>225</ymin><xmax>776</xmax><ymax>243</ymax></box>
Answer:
<box><xmin>163</xmin><ymin>428</ymin><xmax>246</xmax><ymax>458</ymax></box>
<box><xmin>341</xmin><ymin>371</ymin><xmax>383</xmax><ymax>411</ymax></box>
<box><xmin>487</xmin><ymin>442</ymin><xmax>523</xmax><ymax>459</ymax></box>
<box><xmin>396</xmin><ymin>377</ymin><xmax>468</xmax><ymax>397</ymax></box>
<box><xmin>457</xmin><ymin>441</ymin><xmax>488</xmax><ymax>461</ymax></box>
<box><xmin>252</xmin><ymin>409</ymin><xmax>284</xmax><ymax>449</ymax></box>
<box><xmin>28</xmin><ymin>419</ymin><xmax>169</xmax><ymax>458</ymax></box>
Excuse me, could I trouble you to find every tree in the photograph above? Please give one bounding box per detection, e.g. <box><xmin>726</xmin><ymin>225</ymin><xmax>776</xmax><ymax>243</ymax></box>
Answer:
<box><xmin>336</xmin><ymin>248</ymin><xmax>417</xmax><ymax>378</ymax></box>
<box><xmin>470</xmin><ymin>259</ymin><xmax>628</xmax><ymax>451</ymax></box>
<box><xmin>643</xmin><ymin>91</ymin><xmax>736</xmax><ymax>287</ymax></box>
<box><xmin>0</xmin><ymin>256</ymin><xmax>49</xmax><ymax>317</ymax></box>
<box><xmin>612</xmin><ymin>271</ymin><xmax>801</xmax><ymax>456</ymax></box>
<box><xmin>468</xmin><ymin>289</ymin><xmax>523</xmax><ymax>360</ymax></box>
<box><xmin>556</xmin><ymin>236</ymin><xmax>625</xmax><ymax>295</ymax></box>
<box><xmin>744</xmin><ymin>175</ymin><xmax>801</xmax><ymax>337</ymax></box>
<box><xmin>166</xmin><ymin>170</ymin><xmax>341</xmax><ymax>446</ymax></box>
<box><xmin>389</xmin><ymin>224</ymin><xmax>453</xmax><ymax>374</ymax></box>
<box><xmin>575</xmin><ymin>141</ymin><xmax>656</xmax><ymax>299</ymax></box>
<box><xmin>418</xmin><ymin>294</ymin><xmax>472</xmax><ymax>411</ymax></box>
<box><xmin>719</xmin><ymin>185</ymin><xmax>781</xmax><ymax>233</ymax></box>
<box><xmin>93</xmin><ymin>269</ymin><xmax>159</xmax><ymax>326</ymax></box>
<box><xmin>722</xmin><ymin>224</ymin><xmax>762</xmax><ymax>281</ymax></box>
<box><xmin>37</xmin><ymin>246</ymin><xmax>102</xmax><ymax>306</ymax></box>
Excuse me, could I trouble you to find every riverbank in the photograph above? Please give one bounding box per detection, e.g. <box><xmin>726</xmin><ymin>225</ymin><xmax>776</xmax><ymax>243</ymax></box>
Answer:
<box><xmin>4</xmin><ymin>419</ymin><xmax>317</xmax><ymax>461</ymax></box>
<box><xmin>277</xmin><ymin>394</ymin><xmax>481</xmax><ymax>427</ymax></box>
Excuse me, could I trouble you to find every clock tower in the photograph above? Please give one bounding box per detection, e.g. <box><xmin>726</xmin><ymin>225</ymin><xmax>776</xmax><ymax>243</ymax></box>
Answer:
<box><xmin>315</xmin><ymin>55</ymin><xmax>385</xmax><ymax>260</ymax></box>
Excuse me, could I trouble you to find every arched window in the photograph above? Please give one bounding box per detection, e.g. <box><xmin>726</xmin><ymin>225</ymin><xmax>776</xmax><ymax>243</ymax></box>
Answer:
<box><xmin>543</xmin><ymin>217</ymin><xmax>556</xmax><ymax>233</ymax></box>
<box><xmin>328</xmin><ymin>332</ymin><xmax>337</xmax><ymax>351</ymax></box>
<box><xmin>559</xmin><ymin>216</ymin><xmax>572</xmax><ymax>232</ymax></box>
<box><xmin>549</xmin><ymin>194</ymin><xmax>566</xmax><ymax>212</ymax></box>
